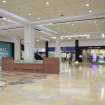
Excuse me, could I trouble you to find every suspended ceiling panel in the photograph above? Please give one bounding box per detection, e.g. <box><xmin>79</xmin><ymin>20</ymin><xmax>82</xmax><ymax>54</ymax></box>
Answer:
<box><xmin>48</xmin><ymin>20</ymin><xmax>99</xmax><ymax>33</ymax></box>
<box><xmin>0</xmin><ymin>0</ymin><xmax>105</xmax><ymax>21</ymax></box>
<box><xmin>0</xmin><ymin>0</ymin><xmax>105</xmax><ymax>41</ymax></box>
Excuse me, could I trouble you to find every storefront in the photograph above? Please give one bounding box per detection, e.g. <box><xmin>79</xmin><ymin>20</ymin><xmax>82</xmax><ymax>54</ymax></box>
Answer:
<box><xmin>0</xmin><ymin>41</ymin><xmax>14</xmax><ymax>64</ymax></box>
<box><xmin>28</xmin><ymin>46</ymin><xmax>105</xmax><ymax>64</ymax></box>
<box><xmin>81</xmin><ymin>46</ymin><xmax>105</xmax><ymax>64</ymax></box>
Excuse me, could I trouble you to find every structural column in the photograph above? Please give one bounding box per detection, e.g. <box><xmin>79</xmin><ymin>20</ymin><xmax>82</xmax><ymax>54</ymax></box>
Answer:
<box><xmin>45</xmin><ymin>41</ymin><xmax>49</xmax><ymax>57</ymax></box>
<box><xmin>24</xmin><ymin>24</ymin><xmax>35</xmax><ymax>62</ymax></box>
<box><xmin>14</xmin><ymin>37</ymin><xmax>21</xmax><ymax>60</ymax></box>
<box><xmin>55</xmin><ymin>37</ymin><xmax>61</xmax><ymax>58</ymax></box>
<box><xmin>75</xmin><ymin>40</ymin><xmax>79</xmax><ymax>62</ymax></box>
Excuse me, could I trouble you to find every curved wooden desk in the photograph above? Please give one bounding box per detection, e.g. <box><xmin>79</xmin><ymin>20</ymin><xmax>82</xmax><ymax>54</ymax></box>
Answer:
<box><xmin>2</xmin><ymin>57</ymin><xmax>60</xmax><ymax>74</ymax></box>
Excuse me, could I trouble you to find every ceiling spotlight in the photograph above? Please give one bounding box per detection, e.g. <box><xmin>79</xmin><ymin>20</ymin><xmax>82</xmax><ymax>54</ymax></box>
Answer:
<box><xmin>94</xmin><ymin>21</ymin><xmax>97</xmax><ymax>24</ymax></box>
<box><xmin>88</xmin><ymin>10</ymin><xmax>92</xmax><ymax>13</ymax></box>
<box><xmin>49</xmin><ymin>23</ymin><xmax>53</xmax><ymax>25</ymax></box>
<box><xmin>37</xmin><ymin>17</ymin><xmax>40</xmax><ymax>20</ymax></box>
<box><xmin>51</xmin><ymin>37</ymin><xmax>56</xmax><ymax>39</ymax></box>
<box><xmin>72</xmin><ymin>23</ymin><xmax>75</xmax><ymax>26</ymax></box>
<box><xmin>85</xmin><ymin>4</ymin><xmax>90</xmax><ymax>7</ymax></box>
<box><xmin>2</xmin><ymin>17</ymin><xmax>7</xmax><ymax>20</ymax></box>
<box><xmin>102</xmin><ymin>33</ymin><xmax>105</xmax><ymax>38</ymax></box>
<box><xmin>61</xmin><ymin>35</ymin><xmax>90</xmax><ymax>38</ymax></box>
<box><xmin>2</xmin><ymin>0</ymin><xmax>7</xmax><ymax>3</ymax></box>
<box><xmin>86</xmin><ymin>35</ymin><xmax>90</xmax><ymax>39</ymax></box>
<box><xmin>46</xmin><ymin>1</ymin><xmax>49</xmax><ymax>5</ymax></box>
<box><xmin>28</xmin><ymin>13</ymin><xmax>32</xmax><ymax>16</ymax></box>
<box><xmin>36</xmin><ymin>40</ymin><xmax>40</xmax><ymax>42</ymax></box>
<box><xmin>68</xmin><ymin>37</ymin><xmax>71</xmax><ymax>39</ymax></box>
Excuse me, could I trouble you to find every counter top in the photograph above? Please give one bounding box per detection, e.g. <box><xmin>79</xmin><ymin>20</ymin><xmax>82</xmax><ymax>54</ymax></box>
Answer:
<box><xmin>14</xmin><ymin>60</ymin><xmax>43</xmax><ymax>64</ymax></box>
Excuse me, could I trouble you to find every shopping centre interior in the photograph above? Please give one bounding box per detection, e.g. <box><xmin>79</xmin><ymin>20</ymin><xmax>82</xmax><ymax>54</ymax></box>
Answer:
<box><xmin>0</xmin><ymin>0</ymin><xmax>105</xmax><ymax>105</ymax></box>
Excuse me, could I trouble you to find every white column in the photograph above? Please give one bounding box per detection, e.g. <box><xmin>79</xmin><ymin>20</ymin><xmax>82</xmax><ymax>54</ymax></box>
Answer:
<box><xmin>24</xmin><ymin>24</ymin><xmax>35</xmax><ymax>62</ymax></box>
<box><xmin>14</xmin><ymin>37</ymin><xmax>21</xmax><ymax>60</ymax></box>
<box><xmin>55</xmin><ymin>37</ymin><xmax>62</xmax><ymax>73</ymax></box>
<box><xmin>55</xmin><ymin>37</ymin><xmax>61</xmax><ymax>58</ymax></box>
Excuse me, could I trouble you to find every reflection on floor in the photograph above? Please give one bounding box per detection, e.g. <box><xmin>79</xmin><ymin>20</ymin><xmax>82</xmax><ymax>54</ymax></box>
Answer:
<box><xmin>0</xmin><ymin>63</ymin><xmax>105</xmax><ymax>105</ymax></box>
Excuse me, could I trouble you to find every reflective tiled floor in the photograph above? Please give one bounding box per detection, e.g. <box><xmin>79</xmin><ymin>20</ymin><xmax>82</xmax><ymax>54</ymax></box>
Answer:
<box><xmin>0</xmin><ymin>63</ymin><xmax>105</xmax><ymax>105</ymax></box>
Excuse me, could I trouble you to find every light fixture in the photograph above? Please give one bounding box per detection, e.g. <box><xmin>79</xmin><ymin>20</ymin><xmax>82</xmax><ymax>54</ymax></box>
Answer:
<box><xmin>46</xmin><ymin>1</ymin><xmax>49</xmax><ymax>5</ymax></box>
<box><xmin>37</xmin><ymin>17</ymin><xmax>40</xmax><ymax>20</ymax></box>
<box><xmin>28</xmin><ymin>13</ymin><xmax>32</xmax><ymax>16</ymax></box>
<box><xmin>2</xmin><ymin>17</ymin><xmax>7</xmax><ymax>20</ymax></box>
<box><xmin>51</xmin><ymin>37</ymin><xmax>56</xmax><ymax>39</ymax></box>
<box><xmin>86</xmin><ymin>35</ymin><xmax>90</xmax><ymax>39</ymax></box>
<box><xmin>85</xmin><ymin>4</ymin><xmax>90</xmax><ymax>7</ymax></box>
<box><xmin>2</xmin><ymin>0</ymin><xmax>7</xmax><ymax>3</ymax></box>
<box><xmin>102</xmin><ymin>33</ymin><xmax>105</xmax><ymax>38</ymax></box>
<box><xmin>72</xmin><ymin>23</ymin><xmax>75</xmax><ymax>26</ymax></box>
<box><xmin>88</xmin><ymin>10</ymin><xmax>92</xmax><ymax>13</ymax></box>
<box><xmin>75</xmin><ymin>61</ymin><xmax>79</xmax><ymax>64</ymax></box>
<box><xmin>61</xmin><ymin>34</ymin><xmax>90</xmax><ymax>38</ymax></box>
<box><xmin>2</xmin><ymin>17</ymin><xmax>18</xmax><ymax>24</ymax></box>
<box><xmin>68</xmin><ymin>37</ymin><xmax>71</xmax><ymax>40</ymax></box>
<box><xmin>94</xmin><ymin>21</ymin><xmax>97</xmax><ymax>24</ymax></box>
<box><xmin>49</xmin><ymin>23</ymin><xmax>53</xmax><ymax>25</ymax></box>
<box><xmin>36</xmin><ymin>40</ymin><xmax>40</xmax><ymax>42</ymax></box>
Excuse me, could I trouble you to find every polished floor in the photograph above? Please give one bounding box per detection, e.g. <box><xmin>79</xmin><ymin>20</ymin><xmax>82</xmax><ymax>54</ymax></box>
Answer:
<box><xmin>0</xmin><ymin>63</ymin><xmax>105</xmax><ymax>105</ymax></box>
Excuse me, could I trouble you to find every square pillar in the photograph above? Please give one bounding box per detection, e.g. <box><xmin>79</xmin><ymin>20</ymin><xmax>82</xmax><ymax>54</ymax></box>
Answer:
<box><xmin>24</xmin><ymin>24</ymin><xmax>35</xmax><ymax>62</ymax></box>
<box><xmin>55</xmin><ymin>37</ymin><xmax>61</xmax><ymax>58</ymax></box>
<box><xmin>45</xmin><ymin>41</ymin><xmax>49</xmax><ymax>57</ymax></box>
<box><xmin>14</xmin><ymin>37</ymin><xmax>21</xmax><ymax>61</ymax></box>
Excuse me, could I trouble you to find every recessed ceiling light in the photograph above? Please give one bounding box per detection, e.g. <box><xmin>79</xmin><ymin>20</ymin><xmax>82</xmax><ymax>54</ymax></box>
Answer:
<box><xmin>2</xmin><ymin>0</ymin><xmax>7</xmax><ymax>3</ymax></box>
<box><xmin>85</xmin><ymin>4</ymin><xmax>90</xmax><ymax>7</ymax></box>
<box><xmin>102</xmin><ymin>33</ymin><xmax>105</xmax><ymax>38</ymax></box>
<box><xmin>86</xmin><ymin>35</ymin><xmax>90</xmax><ymax>39</ymax></box>
<box><xmin>37</xmin><ymin>17</ymin><xmax>40</xmax><ymax>20</ymax></box>
<box><xmin>51</xmin><ymin>37</ymin><xmax>56</xmax><ymax>39</ymax></box>
<box><xmin>94</xmin><ymin>21</ymin><xmax>97</xmax><ymax>24</ymax></box>
<box><xmin>36</xmin><ymin>40</ymin><xmax>40</xmax><ymax>42</ymax></box>
<box><xmin>68</xmin><ymin>37</ymin><xmax>71</xmax><ymax>40</ymax></box>
<box><xmin>46</xmin><ymin>1</ymin><xmax>49</xmax><ymax>5</ymax></box>
<box><xmin>88</xmin><ymin>10</ymin><xmax>92</xmax><ymax>13</ymax></box>
<box><xmin>2</xmin><ymin>17</ymin><xmax>7</xmax><ymax>20</ymax></box>
<box><xmin>49</xmin><ymin>23</ymin><xmax>53</xmax><ymax>25</ymax></box>
<box><xmin>72</xmin><ymin>23</ymin><xmax>75</xmax><ymax>26</ymax></box>
<box><xmin>28</xmin><ymin>13</ymin><xmax>32</xmax><ymax>16</ymax></box>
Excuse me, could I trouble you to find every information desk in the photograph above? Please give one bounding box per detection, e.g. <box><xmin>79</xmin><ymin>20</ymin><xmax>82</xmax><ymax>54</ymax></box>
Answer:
<box><xmin>2</xmin><ymin>57</ymin><xmax>60</xmax><ymax>74</ymax></box>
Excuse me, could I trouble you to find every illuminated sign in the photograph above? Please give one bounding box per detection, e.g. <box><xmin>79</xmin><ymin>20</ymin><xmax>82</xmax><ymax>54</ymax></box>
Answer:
<box><xmin>0</xmin><ymin>42</ymin><xmax>14</xmax><ymax>64</ymax></box>
<box><xmin>0</xmin><ymin>48</ymin><xmax>7</xmax><ymax>52</ymax></box>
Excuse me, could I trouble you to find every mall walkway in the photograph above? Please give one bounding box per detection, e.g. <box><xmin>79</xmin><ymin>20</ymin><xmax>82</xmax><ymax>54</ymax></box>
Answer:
<box><xmin>0</xmin><ymin>63</ymin><xmax>105</xmax><ymax>105</ymax></box>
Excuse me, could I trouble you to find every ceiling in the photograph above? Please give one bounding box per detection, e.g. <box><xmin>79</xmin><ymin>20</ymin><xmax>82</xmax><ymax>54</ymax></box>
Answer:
<box><xmin>0</xmin><ymin>0</ymin><xmax>105</xmax><ymax>42</ymax></box>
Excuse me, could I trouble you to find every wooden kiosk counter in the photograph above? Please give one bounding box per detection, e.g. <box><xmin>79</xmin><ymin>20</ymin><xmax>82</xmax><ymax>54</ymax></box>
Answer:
<box><xmin>2</xmin><ymin>57</ymin><xmax>60</xmax><ymax>74</ymax></box>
